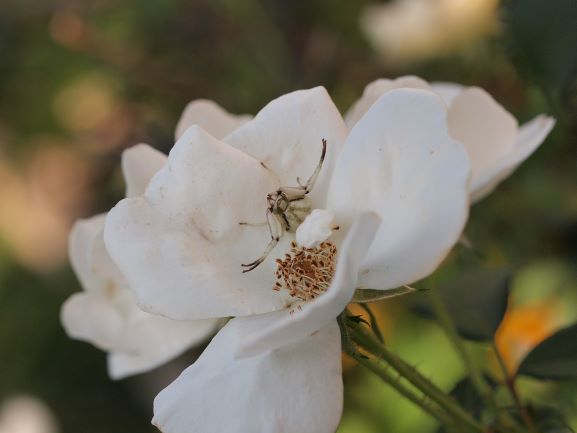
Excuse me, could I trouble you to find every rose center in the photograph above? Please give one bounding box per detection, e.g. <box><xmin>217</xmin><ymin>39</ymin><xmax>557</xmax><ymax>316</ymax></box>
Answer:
<box><xmin>273</xmin><ymin>240</ymin><xmax>337</xmax><ymax>302</ymax></box>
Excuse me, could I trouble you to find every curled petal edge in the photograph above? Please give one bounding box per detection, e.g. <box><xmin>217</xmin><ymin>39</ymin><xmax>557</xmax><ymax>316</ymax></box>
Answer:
<box><xmin>470</xmin><ymin>115</ymin><xmax>555</xmax><ymax>202</ymax></box>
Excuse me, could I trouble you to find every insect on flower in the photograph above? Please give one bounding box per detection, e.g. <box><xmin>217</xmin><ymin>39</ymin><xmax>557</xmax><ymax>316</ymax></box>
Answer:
<box><xmin>240</xmin><ymin>138</ymin><xmax>327</xmax><ymax>273</ymax></box>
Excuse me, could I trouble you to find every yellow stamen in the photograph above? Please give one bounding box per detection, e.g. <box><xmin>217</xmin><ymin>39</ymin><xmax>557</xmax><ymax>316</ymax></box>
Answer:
<box><xmin>273</xmin><ymin>240</ymin><xmax>337</xmax><ymax>302</ymax></box>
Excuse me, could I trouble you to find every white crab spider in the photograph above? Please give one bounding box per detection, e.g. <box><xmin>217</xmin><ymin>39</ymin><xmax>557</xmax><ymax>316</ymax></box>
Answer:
<box><xmin>241</xmin><ymin>138</ymin><xmax>327</xmax><ymax>273</ymax></box>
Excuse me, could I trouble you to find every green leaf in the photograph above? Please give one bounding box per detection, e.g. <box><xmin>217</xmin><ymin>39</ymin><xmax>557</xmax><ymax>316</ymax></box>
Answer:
<box><xmin>529</xmin><ymin>406</ymin><xmax>575</xmax><ymax>433</ymax></box>
<box><xmin>413</xmin><ymin>268</ymin><xmax>511</xmax><ymax>341</ymax></box>
<box><xmin>448</xmin><ymin>376</ymin><xmax>496</xmax><ymax>418</ymax></box>
<box><xmin>437</xmin><ymin>376</ymin><xmax>497</xmax><ymax>432</ymax></box>
<box><xmin>502</xmin><ymin>0</ymin><xmax>577</xmax><ymax>112</ymax></box>
<box><xmin>518</xmin><ymin>323</ymin><xmax>577</xmax><ymax>380</ymax></box>
<box><xmin>352</xmin><ymin>286</ymin><xmax>420</xmax><ymax>303</ymax></box>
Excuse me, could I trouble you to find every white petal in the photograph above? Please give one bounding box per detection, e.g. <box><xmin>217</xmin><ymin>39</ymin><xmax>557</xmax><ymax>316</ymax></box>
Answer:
<box><xmin>153</xmin><ymin>316</ymin><xmax>343</xmax><ymax>433</ymax></box>
<box><xmin>295</xmin><ymin>209</ymin><xmax>335</xmax><ymax>248</ymax></box>
<box><xmin>61</xmin><ymin>292</ymin><xmax>124</xmax><ymax>351</ymax></box>
<box><xmin>430</xmin><ymin>82</ymin><xmax>465</xmax><ymax>105</ymax></box>
<box><xmin>175</xmin><ymin>99</ymin><xmax>252</xmax><ymax>141</ymax></box>
<box><xmin>68</xmin><ymin>188</ymin><xmax>218</xmax><ymax>379</ymax></box>
<box><xmin>470</xmin><ymin>114</ymin><xmax>555</xmax><ymax>202</ymax></box>
<box><xmin>121</xmin><ymin>144</ymin><xmax>167</xmax><ymax>198</ymax></box>
<box><xmin>68</xmin><ymin>215</ymin><xmax>109</xmax><ymax>293</ymax></box>
<box><xmin>107</xmin><ymin>316</ymin><xmax>219</xmax><ymax>380</ymax></box>
<box><xmin>327</xmin><ymin>89</ymin><xmax>470</xmax><ymax>290</ymax></box>
<box><xmin>225</xmin><ymin>87</ymin><xmax>348</xmax><ymax>206</ymax></box>
<box><xmin>63</xmin><ymin>286</ymin><xmax>220</xmax><ymax>379</ymax></box>
<box><xmin>236</xmin><ymin>212</ymin><xmax>381</xmax><ymax>358</ymax></box>
<box><xmin>105</xmin><ymin>126</ymin><xmax>290</xmax><ymax>320</ymax></box>
<box><xmin>447</xmin><ymin>87</ymin><xmax>518</xmax><ymax>184</ymax></box>
<box><xmin>89</xmin><ymin>225</ymin><xmax>126</xmax><ymax>285</ymax></box>
<box><xmin>344</xmin><ymin>76</ymin><xmax>432</xmax><ymax>128</ymax></box>
<box><xmin>66</xmin><ymin>216</ymin><xmax>128</xmax><ymax>351</ymax></box>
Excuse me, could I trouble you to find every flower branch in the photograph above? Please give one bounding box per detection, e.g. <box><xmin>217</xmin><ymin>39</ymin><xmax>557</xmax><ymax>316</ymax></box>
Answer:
<box><xmin>345</xmin><ymin>314</ymin><xmax>486</xmax><ymax>433</ymax></box>
<box><xmin>428</xmin><ymin>288</ymin><xmax>491</xmax><ymax>398</ymax></box>
<box><xmin>492</xmin><ymin>342</ymin><xmax>539</xmax><ymax>433</ymax></box>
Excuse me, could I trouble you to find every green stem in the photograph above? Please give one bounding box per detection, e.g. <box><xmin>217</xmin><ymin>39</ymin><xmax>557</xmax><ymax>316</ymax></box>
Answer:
<box><xmin>427</xmin><ymin>289</ymin><xmax>492</xmax><ymax>398</ymax></box>
<box><xmin>492</xmin><ymin>342</ymin><xmax>539</xmax><ymax>433</ymax></box>
<box><xmin>358</xmin><ymin>303</ymin><xmax>385</xmax><ymax>343</ymax></box>
<box><xmin>351</xmin><ymin>352</ymin><xmax>460</xmax><ymax>430</ymax></box>
<box><xmin>337</xmin><ymin>313</ymin><xmax>357</xmax><ymax>356</ymax></box>
<box><xmin>348</xmin><ymin>321</ymin><xmax>485</xmax><ymax>433</ymax></box>
<box><xmin>427</xmin><ymin>290</ymin><xmax>523</xmax><ymax>432</ymax></box>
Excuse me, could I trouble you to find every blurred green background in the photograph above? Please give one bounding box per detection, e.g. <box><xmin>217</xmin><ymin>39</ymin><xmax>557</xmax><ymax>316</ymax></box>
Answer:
<box><xmin>0</xmin><ymin>0</ymin><xmax>576</xmax><ymax>432</ymax></box>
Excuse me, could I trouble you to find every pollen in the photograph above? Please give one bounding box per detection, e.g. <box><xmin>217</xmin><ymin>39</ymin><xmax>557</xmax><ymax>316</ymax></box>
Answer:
<box><xmin>273</xmin><ymin>240</ymin><xmax>337</xmax><ymax>302</ymax></box>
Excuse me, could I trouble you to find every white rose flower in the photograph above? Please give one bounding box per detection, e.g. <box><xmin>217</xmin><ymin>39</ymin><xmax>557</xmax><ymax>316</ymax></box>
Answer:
<box><xmin>361</xmin><ymin>0</ymin><xmax>499</xmax><ymax>64</ymax></box>
<box><xmin>63</xmin><ymin>99</ymin><xmax>252</xmax><ymax>379</ymax></box>
<box><xmin>62</xmin><ymin>144</ymin><xmax>220</xmax><ymax>379</ymax></box>
<box><xmin>175</xmin><ymin>99</ymin><xmax>252</xmax><ymax>141</ymax></box>
<box><xmin>346</xmin><ymin>76</ymin><xmax>555</xmax><ymax>202</ymax></box>
<box><xmin>0</xmin><ymin>396</ymin><xmax>58</xmax><ymax>433</ymax></box>
<box><xmin>104</xmin><ymin>87</ymin><xmax>470</xmax><ymax>432</ymax></box>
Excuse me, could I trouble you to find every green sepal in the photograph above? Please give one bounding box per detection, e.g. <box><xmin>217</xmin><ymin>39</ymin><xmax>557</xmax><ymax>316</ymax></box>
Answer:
<box><xmin>352</xmin><ymin>286</ymin><xmax>421</xmax><ymax>303</ymax></box>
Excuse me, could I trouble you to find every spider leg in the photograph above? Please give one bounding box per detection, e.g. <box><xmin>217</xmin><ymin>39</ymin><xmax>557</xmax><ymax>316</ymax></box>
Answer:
<box><xmin>280</xmin><ymin>211</ymin><xmax>291</xmax><ymax>229</ymax></box>
<box><xmin>302</xmin><ymin>138</ymin><xmax>327</xmax><ymax>193</ymax></box>
<box><xmin>287</xmin><ymin>193</ymin><xmax>306</xmax><ymax>202</ymax></box>
<box><xmin>241</xmin><ymin>210</ymin><xmax>283</xmax><ymax>273</ymax></box>
<box><xmin>239</xmin><ymin>221</ymin><xmax>267</xmax><ymax>227</ymax></box>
